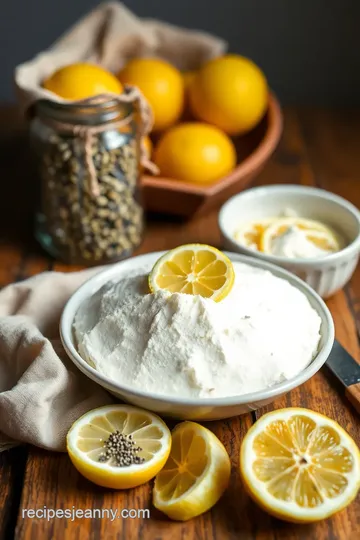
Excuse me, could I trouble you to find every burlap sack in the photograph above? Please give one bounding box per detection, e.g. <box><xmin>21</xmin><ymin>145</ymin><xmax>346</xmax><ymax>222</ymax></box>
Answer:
<box><xmin>15</xmin><ymin>1</ymin><xmax>227</xmax><ymax>113</ymax></box>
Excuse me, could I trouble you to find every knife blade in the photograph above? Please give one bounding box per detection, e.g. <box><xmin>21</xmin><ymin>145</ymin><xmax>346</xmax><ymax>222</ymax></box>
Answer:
<box><xmin>326</xmin><ymin>340</ymin><xmax>360</xmax><ymax>413</ymax></box>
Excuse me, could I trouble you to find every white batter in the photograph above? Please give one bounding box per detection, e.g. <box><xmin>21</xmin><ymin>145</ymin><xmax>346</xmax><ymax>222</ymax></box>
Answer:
<box><xmin>74</xmin><ymin>262</ymin><xmax>322</xmax><ymax>398</ymax></box>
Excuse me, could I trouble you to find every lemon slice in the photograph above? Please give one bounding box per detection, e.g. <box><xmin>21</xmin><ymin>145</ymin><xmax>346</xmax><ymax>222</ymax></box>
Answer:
<box><xmin>234</xmin><ymin>218</ymin><xmax>277</xmax><ymax>250</ymax></box>
<box><xmin>67</xmin><ymin>405</ymin><xmax>171</xmax><ymax>489</ymax></box>
<box><xmin>148</xmin><ymin>244</ymin><xmax>235</xmax><ymax>302</ymax></box>
<box><xmin>153</xmin><ymin>421</ymin><xmax>231</xmax><ymax>521</ymax></box>
<box><xmin>240</xmin><ymin>408</ymin><xmax>360</xmax><ymax>522</ymax></box>
<box><xmin>260</xmin><ymin>217</ymin><xmax>341</xmax><ymax>255</ymax></box>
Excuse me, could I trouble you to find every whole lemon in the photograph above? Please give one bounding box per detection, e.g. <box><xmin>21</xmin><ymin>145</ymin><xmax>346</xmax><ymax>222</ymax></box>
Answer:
<box><xmin>154</xmin><ymin>122</ymin><xmax>236</xmax><ymax>185</ymax></box>
<box><xmin>43</xmin><ymin>63</ymin><xmax>123</xmax><ymax>100</ymax></box>
<box><xmin>118</xmin><ymin>58</ymin><xmax>184</xmax><ymax>131</ymax></box>
<box><xmin>189</xmin><ymin>55</ymin><xmax>268</xmax><ymax>135</ymax></box>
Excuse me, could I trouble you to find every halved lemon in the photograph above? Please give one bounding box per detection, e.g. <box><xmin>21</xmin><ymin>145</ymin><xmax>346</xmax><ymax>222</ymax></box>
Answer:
<box><xmin>234</xmin><ymin>218</ymin><xmax>277</xmax><ymax>250</ymax></box>
<box><xmin>148</xmin><ymin>244</ymin><xmax>235</xmax><ymax>302</ymax></box>
<box><xmin>153</xmin><ymin>421</ymin><xmax>231</xmax><ymax>521</ymax></box>
<box><xmin>240</xmin><ymin>408</ymin><xmax>360</xmax><ymax>523</ymax></box>
<box><xmin>67</xmin><ymin>405</ymin><xmax>171</xmax><ymax>489</ymax></box>
<box><xmin>260</xmin><ymin>217</ymin><xmax>341</xmax><ymax>255</ymax></box>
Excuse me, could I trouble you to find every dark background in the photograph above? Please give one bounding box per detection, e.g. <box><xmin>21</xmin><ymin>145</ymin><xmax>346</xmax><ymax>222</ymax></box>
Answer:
<box><xmin>1</xmin><ymin>0</ymin><xmax>360</xmax><ymax>104</ymax></box>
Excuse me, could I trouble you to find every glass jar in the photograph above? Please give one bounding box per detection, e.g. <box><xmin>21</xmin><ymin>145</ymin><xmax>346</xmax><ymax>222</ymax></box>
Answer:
<box><xmin>30</xmin><ymin>98</ymin><xmax>144</xmax><ymax>265</ymax></box>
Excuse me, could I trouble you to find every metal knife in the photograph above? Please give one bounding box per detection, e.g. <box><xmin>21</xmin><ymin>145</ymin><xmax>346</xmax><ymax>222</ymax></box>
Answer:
<box><xmin>326</xmin><ymin>340</ymin><xmax>360</xmax><ymax>414</ymax></box>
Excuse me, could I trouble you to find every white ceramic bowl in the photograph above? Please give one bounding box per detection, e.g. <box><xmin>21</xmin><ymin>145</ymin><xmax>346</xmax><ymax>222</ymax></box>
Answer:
<box><xmin>60</xmin><ymin>251</ymin><xmax>334</xmax><ymax>421</ymax></box>
<box><xmin>219</xmin><ymin>185</ymin><xmax>360</xmax><ymax>298</ymax></box>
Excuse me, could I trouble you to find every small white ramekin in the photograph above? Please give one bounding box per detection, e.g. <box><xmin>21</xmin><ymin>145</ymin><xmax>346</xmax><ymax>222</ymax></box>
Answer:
<box><xmin>219</xmin><ymin>185</ymin><xmax>360</xmax><ymax>298</ymax></box>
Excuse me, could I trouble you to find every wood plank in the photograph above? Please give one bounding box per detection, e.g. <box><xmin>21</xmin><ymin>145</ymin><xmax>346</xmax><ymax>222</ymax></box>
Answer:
<box><xmin>0</xmin><ymin>241</ymin><xmax>35</xmax><ymax>540</ymax></box>
<box><xmin>297</xmin><ymin>108</ymin><xmax>360</xmax><ymax>337</ymax></box>
<box><xmin>21</xmin><ymin>253</ymin><xmax>53</xmax><ymax>277</ymax></box>
<box><xmin>0</xmin><ymin>243</ymin><xmax>24</xmax><ymax>286</ymax></box>
<box><xmin>0</xmin><ymin>448</ymin><xmax>28</xmax><ymax>540</ymax></box>
<box><xmin>136</xmin><ymin>211</ymin><xmax>222</xmax><ymax>255</ymax></box>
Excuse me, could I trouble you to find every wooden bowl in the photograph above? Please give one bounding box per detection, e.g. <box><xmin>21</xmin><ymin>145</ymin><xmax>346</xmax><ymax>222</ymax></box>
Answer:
<box><xmin>141</xmin><ymin>93</ymin><xmax>283</xmax><ymax>218</ymax></box>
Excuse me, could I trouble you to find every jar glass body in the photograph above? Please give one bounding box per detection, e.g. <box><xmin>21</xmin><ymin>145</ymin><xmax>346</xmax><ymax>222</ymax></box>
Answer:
<box><xmin>30</xmin><ymin>99</ymin><xmax>144</xmax><ymax>265</ymax></box>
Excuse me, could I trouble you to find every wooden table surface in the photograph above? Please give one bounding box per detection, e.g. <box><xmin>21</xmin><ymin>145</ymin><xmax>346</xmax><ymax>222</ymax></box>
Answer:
<box><xmin>0</xmin><ymin>106</ymin><xmax>360</xmax><ymax>539</ymax></box>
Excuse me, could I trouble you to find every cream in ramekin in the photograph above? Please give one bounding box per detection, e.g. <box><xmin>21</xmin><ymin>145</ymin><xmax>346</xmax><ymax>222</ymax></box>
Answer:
<box><xmin>219</xmin><ymin>185</ymin><xmax>360</xmax><ymax>298</ymax></box>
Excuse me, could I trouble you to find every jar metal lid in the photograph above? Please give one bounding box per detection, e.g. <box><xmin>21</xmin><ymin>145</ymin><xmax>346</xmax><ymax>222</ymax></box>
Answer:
<box><xmin>35</xmin><ymin>98</ymin><xmax>132</xmax><ymax>126</ymax></box>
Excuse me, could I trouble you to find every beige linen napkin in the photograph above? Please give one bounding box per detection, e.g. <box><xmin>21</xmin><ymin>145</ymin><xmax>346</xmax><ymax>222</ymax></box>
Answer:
<box><xmin>0</xmin><ymin>270</ymin><xmax>114</xmax><ymax>453</ymax></box>
<box><xmin>15</xmin><ymin>1</ymin><xmax>227</xmax><ymax>112</ymax></box>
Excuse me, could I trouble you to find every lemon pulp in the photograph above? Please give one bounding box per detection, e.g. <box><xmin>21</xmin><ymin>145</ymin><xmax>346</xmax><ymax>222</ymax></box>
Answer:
<box><xmin>149</xmin><ymin>244</ymin><xmax>235</xmax><ymax>302</ymax></box>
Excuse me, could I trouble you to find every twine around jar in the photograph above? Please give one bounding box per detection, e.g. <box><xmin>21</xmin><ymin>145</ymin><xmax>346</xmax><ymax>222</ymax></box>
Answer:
<box><xmin>41</xmin><ymin>86</ymin><xmax>158</xmax><ymax>197</ymax></box>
